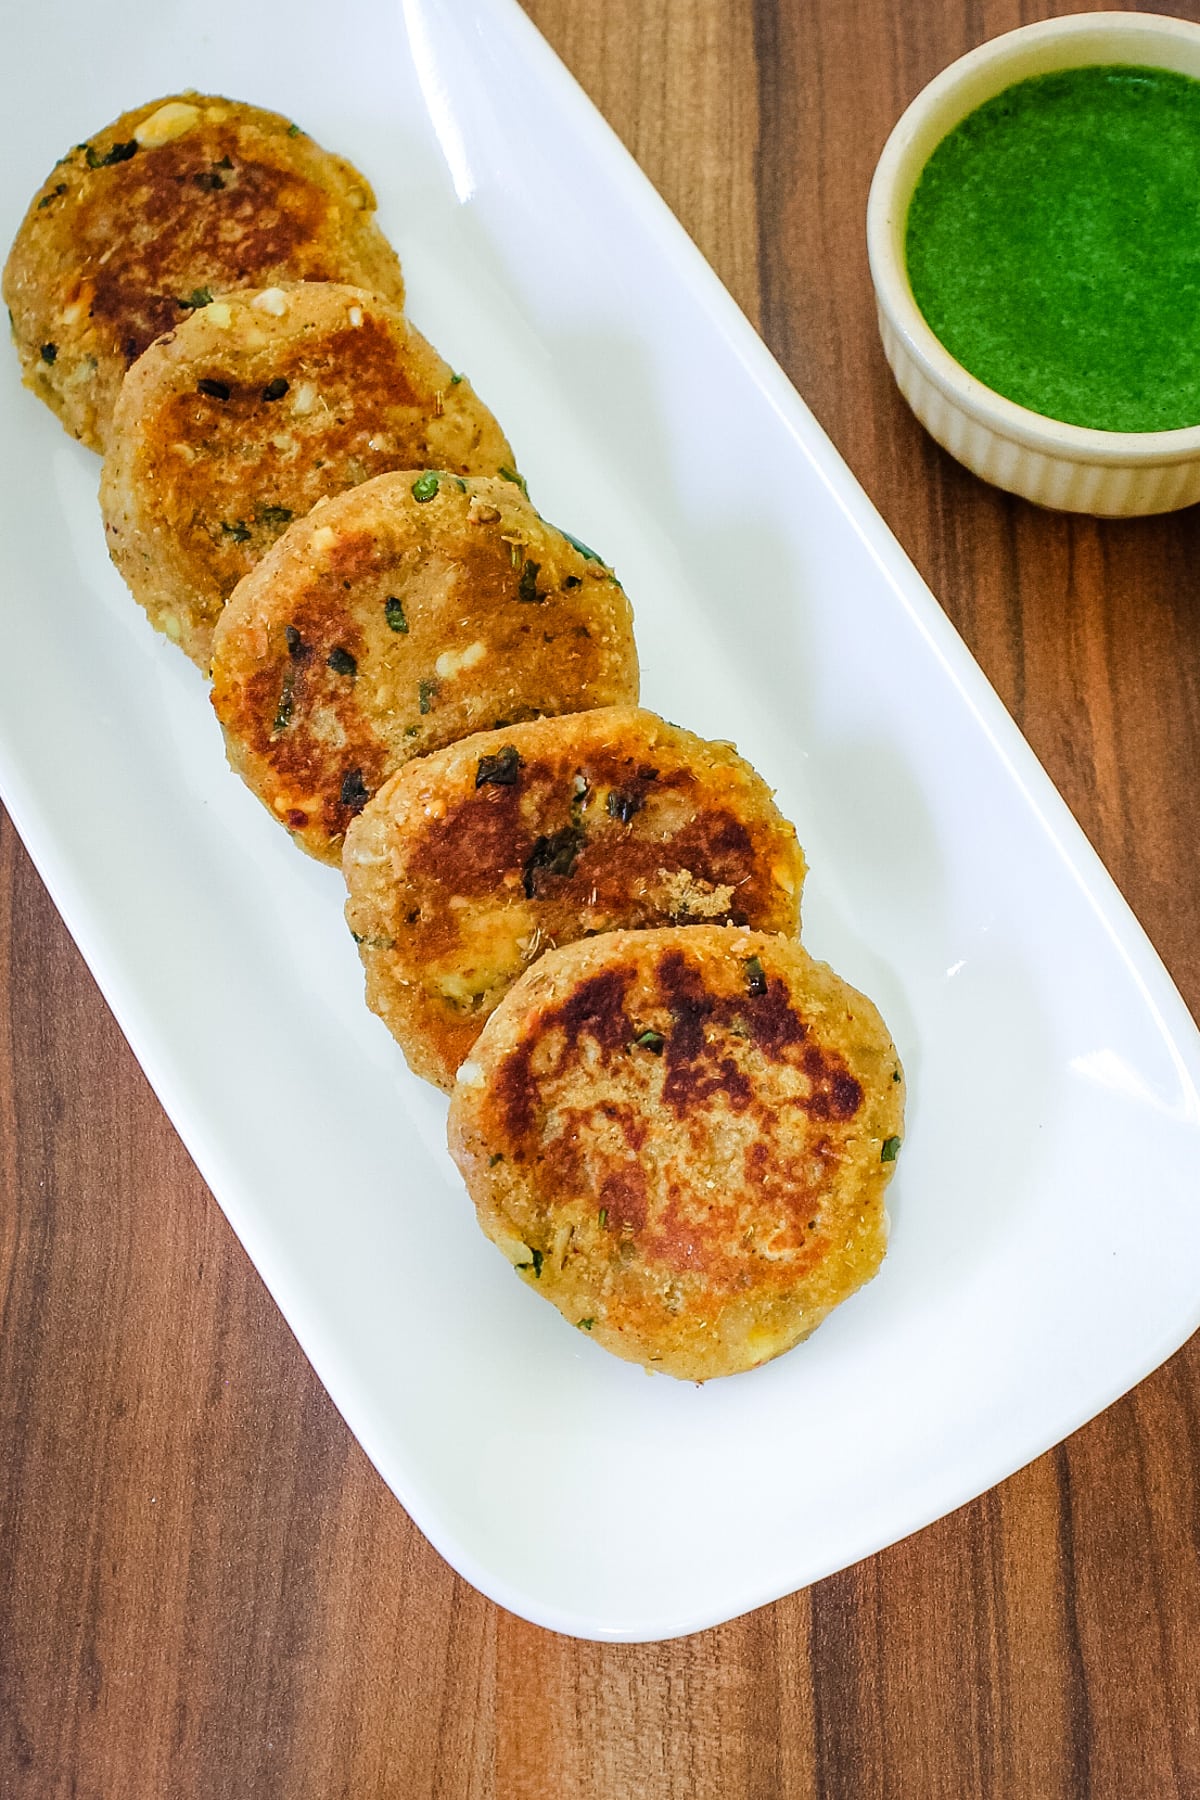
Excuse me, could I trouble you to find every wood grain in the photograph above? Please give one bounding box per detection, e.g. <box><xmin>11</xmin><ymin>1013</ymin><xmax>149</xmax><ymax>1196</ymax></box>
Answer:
<box><xmin>3</xmin><ymin>3</ymin><xmax>1200</xmax><ymax>1795</ymax></box>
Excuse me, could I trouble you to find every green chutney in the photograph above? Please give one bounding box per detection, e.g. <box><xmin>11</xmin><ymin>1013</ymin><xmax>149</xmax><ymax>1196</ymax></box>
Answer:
<box><xmin>905</xmin><ymin>65</ymin><xmax>1200</xmax><ymax>433</ymax></box>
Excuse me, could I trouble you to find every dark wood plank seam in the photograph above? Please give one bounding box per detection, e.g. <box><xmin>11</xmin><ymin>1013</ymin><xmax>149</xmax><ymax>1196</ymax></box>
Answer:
<box><xmin>1053</xmin><ymin>1445</ymin><xmax>1094</xmax><ymax>1800</ymax></box>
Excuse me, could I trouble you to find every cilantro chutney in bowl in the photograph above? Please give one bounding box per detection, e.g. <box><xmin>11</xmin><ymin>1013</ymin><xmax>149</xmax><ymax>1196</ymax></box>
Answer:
<box><xmin>908</xmin><ymin>65</ymin><xmax>1200</xmax><ymax>434</ymax></box>
<box><xmin>867</xmin><ymin>13</ymin><xmax>1200</xmax><ymax>515</ymax></box>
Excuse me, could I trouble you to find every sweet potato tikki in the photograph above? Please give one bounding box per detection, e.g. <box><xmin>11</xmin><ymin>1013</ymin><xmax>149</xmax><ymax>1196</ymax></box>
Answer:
<box><xmin>211</xmin><ymin>471</ymin><xmax>639</xmax><ymax>864</ymax></box>
<box><xmin>3</xmin><ymin>94</ymin><xmax>406</xmax><ymax>452</ymax></box>
<box><xmin>344</xmin><ymin>708</ymin><xmax>806</xmax><ymax>1089</ymax></box>
<box><xmin>449</xmin><ymin>928</ymin><xmax>905</xmax><ymax>1382</ymax></box>
<box><xmin>100</xmin><ymin>283</ymin><xmax>513</xmax><ymax>668</ymax></box>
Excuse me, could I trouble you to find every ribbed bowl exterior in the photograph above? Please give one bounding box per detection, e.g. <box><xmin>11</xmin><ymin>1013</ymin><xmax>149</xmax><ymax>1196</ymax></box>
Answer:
<box><xmin>878</xmin><ymin>310</ymin><xmax>1200</xmax><ymax>517</ymax></box>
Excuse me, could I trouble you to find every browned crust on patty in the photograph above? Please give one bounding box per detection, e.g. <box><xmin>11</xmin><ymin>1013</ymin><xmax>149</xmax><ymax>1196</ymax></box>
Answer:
<box><xmin>448</xmin><ymin>928</ymin><xmax>904</xmax><ymax>1381</ymax></box>
<box><xmin>3</xmin><ymin>94</ymin><xmax>405</xmax><ymax>452</ymax></box>
<box><xmin>211</xmin><ymin>472</ymin><xmax>639</xmax><ymax>863</ymax></box>
<box><xmin>99</xmin><ymin>283</ymin><xmax>514</xmax><ymax>667</ymax></box>
<box><xmin>343</xmin><ymin>709</ymin><xmax>806</xmax><ymax>1088</ymax></box>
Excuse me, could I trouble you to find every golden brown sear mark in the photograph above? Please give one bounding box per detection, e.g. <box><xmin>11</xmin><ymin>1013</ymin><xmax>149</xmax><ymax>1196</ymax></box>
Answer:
<box><xmin>342</xmin><ymin>708</ymin><xmax>804</xmax><ymax>1088</ymax></box>
<box><xmin>3</xmin><ymin>93</ymin><xmax>406</xmax><ymax>451</ymax></box>
<box><xmin>87</xmin><ymin>148</ymin><xmax>346</xmax><ymax>365</ymax></box>
<box><xmin>492</xmin><ymin>947</ymin><xmax>861</xmax><ymax>1147</ymax></box>
<box><xmin>100</xmin><ymin>285</ymin><xmax>515</xmax><ymax>668</ymax></box>
<box><xmin>215</xmin><ymin>474</ymin><xmax>638</xmax><ymax>865</ymax></box>
<box><xmin>449</xmin><ymin>928</ymin><xmax>903</xmax><ymax>1381</ymax></box>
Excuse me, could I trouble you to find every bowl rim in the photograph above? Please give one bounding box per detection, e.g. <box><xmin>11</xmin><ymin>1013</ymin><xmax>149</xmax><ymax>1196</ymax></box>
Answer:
<box><xmin>866</xmin><ymin>9</ymin><xmax>1200</xmax><ymax>466</ymax></box>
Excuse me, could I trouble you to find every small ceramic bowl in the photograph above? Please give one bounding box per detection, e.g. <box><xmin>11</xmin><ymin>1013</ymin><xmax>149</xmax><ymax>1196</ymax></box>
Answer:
<box><xmin>867</xmin><ymin>11</ymin><xmax>1200</xmax><ymax>516</ymax></box>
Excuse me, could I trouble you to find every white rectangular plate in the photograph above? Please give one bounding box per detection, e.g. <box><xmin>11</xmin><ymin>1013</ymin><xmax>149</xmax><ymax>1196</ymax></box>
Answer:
<box><xmin>3</xmin><ymin>0</ymin><xmax>1200</xmax><ymax>1644</ymax></box>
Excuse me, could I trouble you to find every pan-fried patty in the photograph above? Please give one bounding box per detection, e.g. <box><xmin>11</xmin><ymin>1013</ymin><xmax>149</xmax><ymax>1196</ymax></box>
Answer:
<box><xmin>211</xmin><ymin>472</ymin><xmax>639</xmax><ymax>863</ymax></box>
<box><xmin>3</xmin><ymin>94</ymin><xmax>405</xmax><ymax>453</ymax></box>
<box><xmin>99</xmin><ymin>282</ymin><xmax>514</xmax><ymax>669</ymax></box>
<box><xmin>343</xmin><ymin>709</ymin><xmax>806</xmax><ymax>1089</ymax></box>
<box><xmin>448</xmin><ymin>928</ymin><xmax>904</xmax><ymax>1382</ymax></box>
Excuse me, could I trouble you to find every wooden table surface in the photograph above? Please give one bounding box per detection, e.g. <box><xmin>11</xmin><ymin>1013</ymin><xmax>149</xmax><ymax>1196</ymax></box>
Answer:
<box><xmin>4</xmin><ymin>2</ymin><xmax>1200</xmax><ymax>1794</ymax></box>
